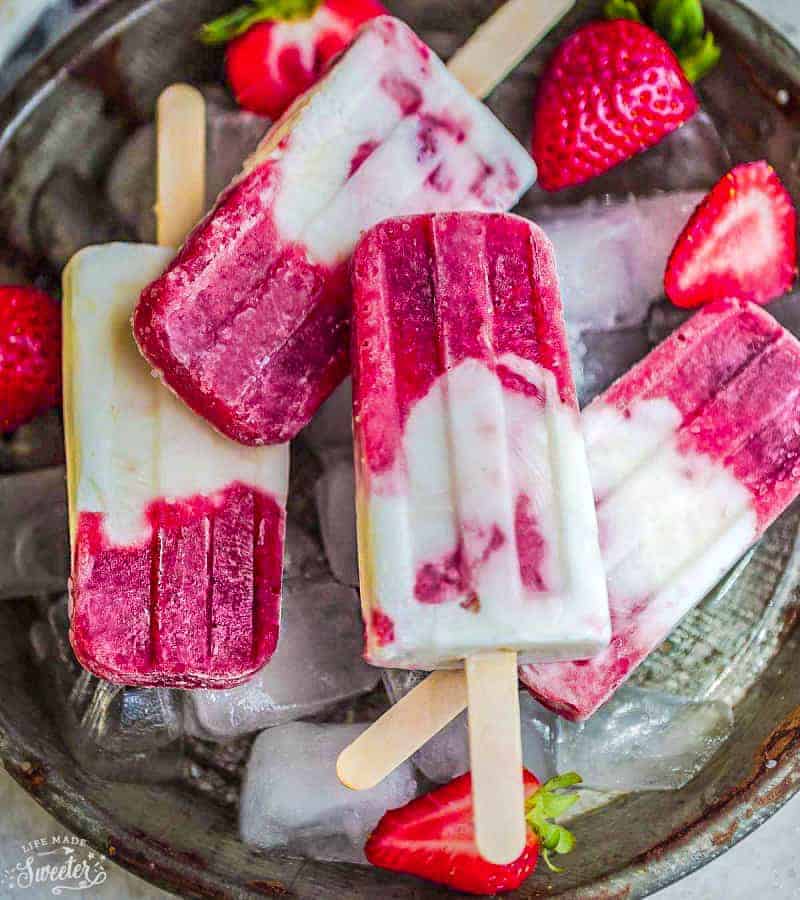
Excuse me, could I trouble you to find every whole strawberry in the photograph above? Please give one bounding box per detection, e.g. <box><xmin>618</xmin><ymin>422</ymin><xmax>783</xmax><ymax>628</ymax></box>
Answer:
<box><xmin>202</xmin><ymin>0</ymin><xmax>386</xmax><ymax>120</ymax></box>
<box><xmin>365</xmin><ymin>770</ymin><xmax>581</xmax><ymax>895</ymax></box>
<box><xmin>0</xmin><ymin>286</ymin><xmax>62</xmax><ymax>433</ymax></box>
<box><xmin>532</xmin><ymin>19</ymin><xmax>698</xmax><ymax>192</ymax></box>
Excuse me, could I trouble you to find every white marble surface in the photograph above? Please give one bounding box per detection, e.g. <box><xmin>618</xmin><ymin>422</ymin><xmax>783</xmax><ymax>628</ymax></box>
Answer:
<box><xmin>1</xmin><ymin>1</ymin><xmax>799</xmax><ymax>899</ymax></box>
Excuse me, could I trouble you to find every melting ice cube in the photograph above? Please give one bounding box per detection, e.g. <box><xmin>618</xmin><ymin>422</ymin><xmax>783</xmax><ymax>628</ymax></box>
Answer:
<box><xmin>240</xmin><ymin>722</ymin><xmax>419</xmax><ymax>863</ymax></box>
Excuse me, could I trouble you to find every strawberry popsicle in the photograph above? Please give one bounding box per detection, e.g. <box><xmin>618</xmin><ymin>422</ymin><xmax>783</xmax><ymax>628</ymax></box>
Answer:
<box><xmin>521</xmin><ymin>297</ymin><xmax>800</xmax><ymax>720</ymax></box>
<box><xmin>64</xmin><ymin>245</ymin><xmax>289</xmax><ymax>687</ymax></box>
<box><xmin>63</xmin><ymin>86</ymin><xmax>290</xmax><ymax>689</ymax></box>
<box><xmin>351</xmin><ymin>212</ymin><xmax>610</xmax><ymax>670</ymax></box>
<box><xmin>133</xmin><ymin>16</ymin><xmax>536</xmax><ymax>446</ymax></box>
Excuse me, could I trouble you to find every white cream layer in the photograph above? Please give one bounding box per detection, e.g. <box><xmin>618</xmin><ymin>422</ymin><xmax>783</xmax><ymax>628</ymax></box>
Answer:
<box><xmin>63</xmin><ymin>244</ymin><xmax>290</xmax><ymax>547</ymax></box>
<box><xmin>584</xmin><ymin>397</ymin><xmax>758</xmax><ymax>643</ymax></box>
<box><xmin>360</xmin><ymin>357</ymin><xmax>610</xmax><ymax>669</ymax></box>
<box><xmin>250</xmin><ymin>17</ymin><xmax>536</xmax><ymax>267</ymax></box>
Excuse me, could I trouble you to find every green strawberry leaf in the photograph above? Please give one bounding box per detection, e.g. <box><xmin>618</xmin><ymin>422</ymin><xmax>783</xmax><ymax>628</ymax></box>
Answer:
<box><xmin>604</xmin><ymin>0</ymin><xmax>721</xmax><ymax>82</ymax></box>
<box><xmin>652</xmin><ymin>0</ymin><xmax>705</xmax><ymax>48</ymax></box>
<box><xmin>200</xmin><ymin>0</ymin><xmax>321</xmax><ymax>45</ymax></box>
<box><xmin>539</xmin><ymin>790</ymin><xmax>580</xmax><ymax>819</ymax></box>
<box><xmin>540</xmin><ymin>772</ymin><xmax>583</xmax><ymax>791</ymax></box>
<box><xmin>678</xmin><ymin>30</ymin><xmax>722</xmax><ymax>82</ymax></box>
<box><xmin>603</xmin><ymin>0</ymin><xmax>643</xmax><ymax>22</ymax></box>
<box><xmin>525</xmin><ymin>773</ymin><xmax>582</xmax><ymax>874</ymax></box>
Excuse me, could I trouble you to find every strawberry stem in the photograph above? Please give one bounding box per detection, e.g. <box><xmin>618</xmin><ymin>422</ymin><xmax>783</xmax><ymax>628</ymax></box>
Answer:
<box><xmin>200</xmin><ymin>0</ymin><xmax>322</xmax><ymax>45</ymax></box>
<box><xmin>678</xmin><ymin>30</ymin><xmax>722</xmax><ymax>82</ymax></box>
<box><xmin>652</xmin><ymin>0</ymin><xmax>704</xmax><ymax>48</ymax></box>
<box><xmin>604</xmin><ymin>0</ymin><xmax>720</xmax><ymax>82</ymax></box>
<box><xmin>603</xmin><ymin>0</ymin><xmax>643</xmax><ymax>22</ymax></box>
<box><xmin>525</xmin><ymin>772</ymin><xmax>582</xmax><ymax>873</ymax></box>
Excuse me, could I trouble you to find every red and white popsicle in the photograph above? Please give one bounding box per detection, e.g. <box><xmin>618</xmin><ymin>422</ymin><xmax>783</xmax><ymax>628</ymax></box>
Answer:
<box><xmin>132</xmin><ymin>4</ymin><xmax>575</xmax><ymax>446</ymax></box>
<box><xmin>340</xmin><ymin>211</ymin><xmax>609</xmax><ymax>864</ymax></box>
<box><xmin>63</xmin><ymin>87</ymin><xmax>289</xmax><ymax>689</ymax></box>
<box><xmin>352</xmin><ymin>212</ymin><xmax>610</xmax><ymax>670</ymax></box>
<box><xmin>521</xmin><ymin>296</ymin><xmax>800</xmax><ymax>719</ymax></box>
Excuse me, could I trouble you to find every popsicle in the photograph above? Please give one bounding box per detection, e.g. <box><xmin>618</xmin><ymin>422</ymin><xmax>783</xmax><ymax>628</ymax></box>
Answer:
<box><xmin>343</xmin><ymin>211</ymin><xmax>609</xmax><ymax>862</ymax></box>
<box><xmin>352</xmin><ymin>212</ymin><xmax>609</xmax><ymax>670</ymax></box>
<box><xmin>63</xmin><ymin>86</ymin><xmax>289</xmax><ymax>688</ymax></box>
<box><xmin>133</xmin><ymin>9</ymin><xmax>552</xmax><ymax>446</ymax></box>
<box><xmin>520</xmin><ymin>296</ymin><xmax>800</xmax><ymax>719</ymax></box>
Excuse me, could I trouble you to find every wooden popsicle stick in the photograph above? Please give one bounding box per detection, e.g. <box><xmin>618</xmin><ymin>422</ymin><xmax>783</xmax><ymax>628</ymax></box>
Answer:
<box><xmin>466</xmin><ymin>650</ymin><xmax>526</xmax><ymax>864</ymax></box>
<box><xmin>447</xmin><ymin>0</ymin><xmax>576</xmax><ymax>99</ymax></box>
<box><xmin>337</xmin><ymin>670</ymin><xmax>468</xmax><ymax>790</ymax></box>
<box><xmin>156</xmin><ymin>84</ymin><xmax>206</xmax><ymax>247</ymax></box>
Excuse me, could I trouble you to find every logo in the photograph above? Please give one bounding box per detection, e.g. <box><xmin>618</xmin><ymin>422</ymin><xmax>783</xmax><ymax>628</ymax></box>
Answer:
<box><xmin>3</xmin><ymin>835</ymin><xmax>108</xmax><ymax>895</ymax></box>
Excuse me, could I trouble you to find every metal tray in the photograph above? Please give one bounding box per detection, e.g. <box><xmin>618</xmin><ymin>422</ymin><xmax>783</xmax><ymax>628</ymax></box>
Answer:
<box><xmin>1</xmin><ymin>0</ymin><xmax>800</xmax><ymax>896</ymax></box>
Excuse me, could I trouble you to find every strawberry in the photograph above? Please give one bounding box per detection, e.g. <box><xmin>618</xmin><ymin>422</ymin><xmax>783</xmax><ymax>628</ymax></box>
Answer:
<box><xmin>365</xmin><ymin>771</ymin><xmax>581</xmax><ymax>895</ymax></box>
<box><xmin>0</xmin><ymin>285</ymin><xmax>62</xmax><ymax>434</ymax></box>
<box><xmin>665</xmin><ymin>160</ymin><xmax>798</xmax><ymax>308</ymax></box>
<box><xmin>201</xmin><ymin>0</ymin><xmax>386</xmax><ymax>120</ymax></box>
<box><xmin>531</xmin><ymin>20</ymin><xmax>698</xmax><ymax>192</ymax></box>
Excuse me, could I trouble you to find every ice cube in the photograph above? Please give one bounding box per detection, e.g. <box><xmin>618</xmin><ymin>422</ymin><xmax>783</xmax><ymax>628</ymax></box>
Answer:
<box><xmin>535</xmin><ymin>191</ymin><xmax>704</xmax><ymax>334</ymax></box>
<box><xmin>646</xmin><ymin>301</ymin><xmax>693</xmax><ymax>346</ymax></box>
<box><xmin>0</xmin><ymin>409</ymin><xmax>65</xmax><ymax>473</ymax></box>
<box><xmin>525</xmin><ymin>110</ymin><xmax>729</xmax><ymax>211</ymax></box>
<box><xmin>0</xmin><ymin>467</ymin><xmax>68</xmax><ymax>600</ymax></box>
<box><xmin>382</xmin><ymin>668</ymin><xmax>427</xmax><ymax>705</ymax></box>
<box><xmin>34</xmin><ymin>597</ymin><xmax>184</xmax><ymax>782</ymax></box>
<box><xmin>105</xmin><ymin>124</ymin><xmax>157</xmax><ymax>243</ymax></box>
<box><xmin>315</xmin><ymin>451</ymin><xmax>358</xmax><ymax>587</ymax></box>
<box><xmin>1</xmin><ymin>79</ymin><xmax>125</xmax><ymax>254</ymax></box>
<box><xmin>240</xmin><ymin>722</ymin><xmax>419</xmax><ymax>863</ymax></box>
<box><xmin>578</xmin><ymin>326</ymin><xmax>652</xmax><ymax>406</ymax></box>
<box><xmin>286</xmin><ymin>441</ymin><xmax>324</xmax><ymax>533</ymax></box>
<box><xmin>205</xmin><ymin>105</ymin><xmax>270</xmax><ymax>205</ymax></box>
<box><xmin>186</xmin><ymin>578</ymin><xmax>379</xmax><ymax>740</ymax></box>
<box><xmin>554</xmin><ymin>684</ymin><xmax>733</xmax><ymax>792</ymax></box>
<box><xmin>106</xmin><ymin>100</ymin><xmax>268</xmax><ymax>244</ymax></box>
<box><xmin>381</xmin><ymin>672</ymin><xmax>556</xmax><ymax>783</ymax></box>
<box><xmin>283</xmin><ymin>522</ymin><xmax>328</xmax><ymax>582</ymax></box>
<box><xmin>302</xmin><ymin>378</ymin><xmax>353</xmax><ymax>459</ymax></box>
<box><xmin>33</xmin><ymin>166</ymin><xmax>133</xmax><ymax>269</ymax></box>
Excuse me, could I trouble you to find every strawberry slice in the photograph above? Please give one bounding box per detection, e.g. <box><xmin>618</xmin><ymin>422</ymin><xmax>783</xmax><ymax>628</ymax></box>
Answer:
<box><xmin>0</xmin><ymin>285</ymin><xmax>61</xmax><ymax>434</ymax></box>
<box><xmin>202</xmin><ymin>0</ymin><xmax>385</xmax><ymax>120</ymax></box>
<box><xmin>365</xmin><ymin>771</ymin><xmax>581</xmax><ymax>895</ymax></box>
<box><xmin>531</xmin><ymin>19</ymin><xmax>698</xmax><ymax>192</ymax></box>
<box><xmin>665</xmin><ymin>160</ymin><xmax>798</xmax><ymax>308</ymax></box>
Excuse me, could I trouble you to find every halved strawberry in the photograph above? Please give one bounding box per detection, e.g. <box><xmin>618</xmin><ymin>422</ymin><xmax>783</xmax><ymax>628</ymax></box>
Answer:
<box><xmin>665</xmin><ymin>160</ymin><xmax>798</xmax><ymax>308</ymax></box>
<box><xmin>531</xmin><ymin>19</ymin><xmax>698</xmax><ymax>192</ymax></box>
<box><xmin>365</xmin><ymin>771</ymin><xmax>581</xmax><ymax>895</ymax></box>
<box><xmin>202</xmin><ymin>0</ymin><xmax>385</xmax><ymax>120</ymax></box>
<box><xmin>0</xmin><ymin>285</ymin><xmax>61</xmax><ymax>434</ymax></box>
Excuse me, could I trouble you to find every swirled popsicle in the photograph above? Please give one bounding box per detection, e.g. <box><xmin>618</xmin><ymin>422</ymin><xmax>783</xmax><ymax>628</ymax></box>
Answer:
<box><xmin>64</xmin><ymin>87</ymin><xmax>289</xmax><ymax>688</ymax></box>
<box><xmin>521</xmin><ymin>297</ymin><xmax>800</xmax><ymax>719</ymax></box>
<box><xmin>351</xmin><ymin>212</ymin><xmax>610</xmax><ymax>669</ymax></box>
<box><xmin>133</xmin><ymin>16</ymin><xmax>536</xmax><ymax>446</ymax></box>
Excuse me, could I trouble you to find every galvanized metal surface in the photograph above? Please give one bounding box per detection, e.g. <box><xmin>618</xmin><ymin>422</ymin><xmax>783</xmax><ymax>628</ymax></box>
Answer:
<box><xmin>1</xmin><ymin>0</ymin><xmax>800</xmax><ymax>897</ymax></box>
